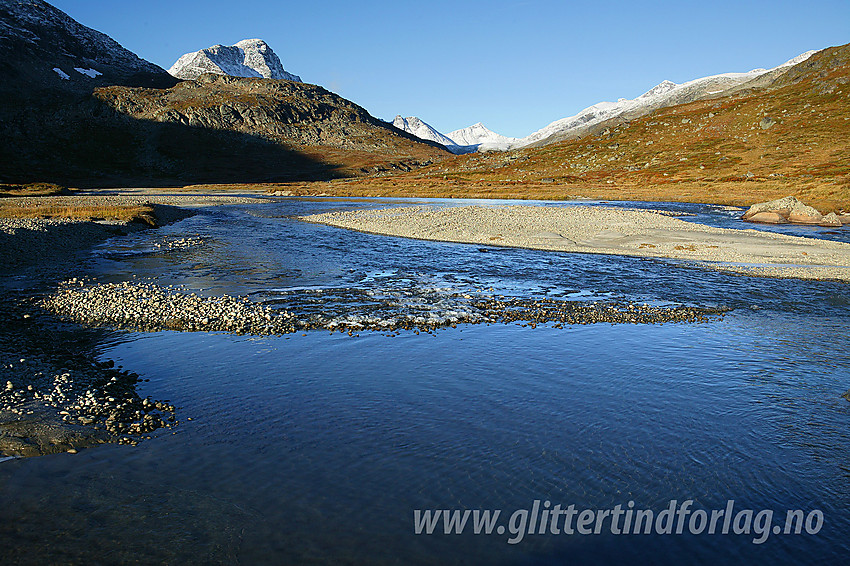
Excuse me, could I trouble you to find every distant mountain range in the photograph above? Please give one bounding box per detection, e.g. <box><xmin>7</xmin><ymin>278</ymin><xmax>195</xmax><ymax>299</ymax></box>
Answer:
<box><xmin>391</xmin><ymin>116</ymin><xmax>474</xmax><ymax>154</ymax></box>
<box><xmin>398</xmin><ymin>50</ymin><xmax>816</xmax><ymax>152</ymax></box>
<box><xmin>168</xmin><ymin>39</ymin><xmax>301</xmax><ymax>82</ymax></box>
<box><xmin>322</xmin><ymin>40</ymin><xmax>850</xmax><ymax>213</ymax></box>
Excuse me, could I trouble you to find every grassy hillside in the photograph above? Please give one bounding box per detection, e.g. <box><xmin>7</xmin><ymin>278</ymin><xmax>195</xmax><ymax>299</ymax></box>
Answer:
<box><xmin>278</xmin><ymin>43</ymin><xmax>849</xmax><ymax>211</ymax></box>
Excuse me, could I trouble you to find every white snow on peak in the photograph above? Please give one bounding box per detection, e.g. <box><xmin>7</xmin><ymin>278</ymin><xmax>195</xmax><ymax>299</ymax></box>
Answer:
<box><xmin>638</xmin><ymin>80</ymin><xmax>677</xmax><ymax>99</ymax></box>
<box><xmin>444</xmin><ymin>49</ymin><xmax>818</xmax><ymax>152</ymax></box>
<box><xmin>52</xmin><ymin>67</ymin><xmax>69</xmax><ymax>80</ymax></box>
<box><xmin>74</xmin><ymin>67</ymin><xmax>102</xmax><ymax>78</ymax></box>
<box><xmin>515</xmin><ymin>49</ymin><xmax>819</xmax><ymax>148</ymax></box>
<box><xmin>392</xmin><ymin>115</ymin><xmax>474</xmax><ymax>154</ymax></box>
<box><xmin>446</xmin><ymin>123</ymin><xmax>521</xmax><ymax>152</ymax></box>
<box><xmin>167</xmin><ymin>39</ymin><xmax>301</xmax><ymax>82</ymax></box>
<box><xmin>777</xmin><ymin>50</ymin><xmax>818</xmax><ymax>68</ymax></box>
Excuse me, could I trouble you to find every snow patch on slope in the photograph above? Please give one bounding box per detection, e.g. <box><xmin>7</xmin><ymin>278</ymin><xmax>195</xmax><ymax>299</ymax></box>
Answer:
<box><xmin>1</xmin><ymin>0</ymin><xmax>168</xmax><ymax>79</ymax></box>
<box><xmin>74</xmin><ymin>67</ymin><xmax>102</xmax><ymax>78</ymax></box>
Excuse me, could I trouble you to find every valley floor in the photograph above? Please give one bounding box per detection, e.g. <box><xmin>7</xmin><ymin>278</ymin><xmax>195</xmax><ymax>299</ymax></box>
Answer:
<box><xmin>1</xmin><ymin>191</ymin><xmax>848</xmax><ymax>456</ymax></box>
<box><xmin>267</xmin><ymin>178</ymin><xmax>850</xmax><ymax>213</ymax></box>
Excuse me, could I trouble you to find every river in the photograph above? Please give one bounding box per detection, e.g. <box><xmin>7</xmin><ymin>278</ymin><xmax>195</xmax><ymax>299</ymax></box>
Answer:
<box><xmin>1</xmin><ymin>197</ymin><xmax>848</xmax><ymax>564</ymax></box>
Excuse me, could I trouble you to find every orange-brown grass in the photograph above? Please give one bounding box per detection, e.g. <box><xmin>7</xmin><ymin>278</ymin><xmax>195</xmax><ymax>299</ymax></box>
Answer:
<box><xmin>240</xmin><ymin>43</ymin><xmax>850</xmax><ymax>213</ymax></box>
<box><xmin>0</xmin><ymin>203</ymin><xmax>157</xmax><ymax>225</ymax></box>
<box><xmin>0</xmin><ymin>183</ymin><xmax>71</xmax><ymax>198</ymax></box>
<box><xmin>190</xmin><ymin>175</ymin><xmax>845</xmax><ymax>213</ymax></box>
<box><xmin>106</xmin><ymin>45</ymin><xmax>850</xmax><ymax>212</ymax></box>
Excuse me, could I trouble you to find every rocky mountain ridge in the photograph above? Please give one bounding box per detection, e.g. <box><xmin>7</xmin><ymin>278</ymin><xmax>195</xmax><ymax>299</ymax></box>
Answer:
<box><xmin>97</xmin><ymin>74</ymin><xmax>444</xmax><ymax>156</ymax></box>
<box><xmin>396</xmin><ymin>50</ymin><xmax>817</xmax><ymax>153</ymax></box>
<box><xmin>0</xmin><ymin>1</ymin><xmax>448</xmax><ymax>186</ymax></box>
<box><xmin>0</xmin><ymin>0</ymin><xmax>175</xmax><ymax>94</ymax></box>
<box><xmin>521</xmin><ymin>50</ymin><xmax>817</xmax><ymax>148</ymax></box>
<box><xmin>168</xmin><ymin>39</ymin><xmax>301</xmax><ymax>82</ymax></box>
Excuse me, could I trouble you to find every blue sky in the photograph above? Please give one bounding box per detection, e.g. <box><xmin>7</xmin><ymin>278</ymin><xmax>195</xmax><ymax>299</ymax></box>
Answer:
<box><xmin>52</xmin><ymin>0</ymin><xmax>849</xmax><ymax>138</ymax></box>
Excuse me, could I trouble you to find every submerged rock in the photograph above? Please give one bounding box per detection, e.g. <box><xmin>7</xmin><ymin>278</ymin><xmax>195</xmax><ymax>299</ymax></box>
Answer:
<box><xmin>1</xmin><ymin>290</ymin><xmax>179</xmax><ymax>458</ymax></box>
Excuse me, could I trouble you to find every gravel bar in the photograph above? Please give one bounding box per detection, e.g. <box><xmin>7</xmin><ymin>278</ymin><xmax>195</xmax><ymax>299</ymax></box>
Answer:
<box><xmin>0</xmin><ymin>293</ymin><xmax>177</xmax><ymax>458</ymax></box>
<box><xmin>43</xmin><ymin>280</ymin><xmax>727</xmax><ymax>337</ymax></box>
<box><xmin>301</xmin><ymin>205</ymin><xmax>850</xmax><ymax>282</ymax></box>
<box><xmin>44</xmin><ymin>280</ymin><xmax>300</xmax><ymax>335</ymax></box>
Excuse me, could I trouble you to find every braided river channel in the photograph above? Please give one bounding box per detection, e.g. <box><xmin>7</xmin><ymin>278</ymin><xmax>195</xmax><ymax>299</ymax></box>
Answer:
<box><xmin>2</xmin><ymin>197</ymin><xmax>849</xmax><ymax>564</ymax></box>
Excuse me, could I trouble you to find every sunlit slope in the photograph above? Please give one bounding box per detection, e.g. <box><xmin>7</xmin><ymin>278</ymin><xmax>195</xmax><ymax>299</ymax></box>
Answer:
<box><xmin>290</xmin><ymin>43</ymin><xmax>848</xmax><ymax>211</ymax></box>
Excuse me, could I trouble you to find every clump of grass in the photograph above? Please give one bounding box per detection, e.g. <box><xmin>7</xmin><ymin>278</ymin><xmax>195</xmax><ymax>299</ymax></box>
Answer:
<box><xmin>0</xmin><ymin>183</ymin><xmax>71</xmax><ymax>197</ymax></box>
<box><xmin>0</xmin><ymin>204</ymin><xmax>157</xmax><ymax>225</ymax></box>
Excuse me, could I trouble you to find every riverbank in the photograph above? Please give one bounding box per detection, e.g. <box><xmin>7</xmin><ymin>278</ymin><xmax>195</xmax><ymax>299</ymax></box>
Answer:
<box><xmin>0</xmin><ymin>193</ymin><xmax>264</xmax><ymax>457</ymax></box>
<box><xmin>301</xmin><ymin>205</ymin><xmax>850</xmax><ymax>282</ymax></box>
<box><xmin>0</xmin><ymin>286</ymin><xmax>180</xmax><ymax>457</ymax></box>
<box><xmin>232</xmin><ymin>177</ymin><xmax>850</xmax><ymax>213</ymax></box>
<box><xmin>0</xmin><ymin>194</ymin><xmax>266</xmax><ymax>271</ymax></box>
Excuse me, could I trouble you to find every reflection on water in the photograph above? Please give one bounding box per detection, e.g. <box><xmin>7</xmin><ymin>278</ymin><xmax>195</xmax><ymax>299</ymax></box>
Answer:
<box><xmin>1</xmin><ymin>198</ymin><xmax>848</xmax><ymax>565</ymax></box>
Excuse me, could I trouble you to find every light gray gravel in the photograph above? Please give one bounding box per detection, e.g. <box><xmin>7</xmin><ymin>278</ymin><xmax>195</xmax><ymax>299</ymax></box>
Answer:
<box><xmin>42</xmin><ymin>280</ymin><xmax>727</xmax><ymax>338</ymax></box>
<box><xmin>43</xmin><ymin>280</ymin><xmax>299</xmax><ymax>335</ymax></box>
<box><xmin>301</xmin><ymin>205</ymin><xmax>850</xmax><ymax>282</ymax></box>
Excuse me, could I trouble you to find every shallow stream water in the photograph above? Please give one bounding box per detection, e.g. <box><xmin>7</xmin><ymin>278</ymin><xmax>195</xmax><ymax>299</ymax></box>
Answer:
<box><xmin>1</xmin><ymin>198</ymin><xmax>848</xmax><ymax>564</ymax></box>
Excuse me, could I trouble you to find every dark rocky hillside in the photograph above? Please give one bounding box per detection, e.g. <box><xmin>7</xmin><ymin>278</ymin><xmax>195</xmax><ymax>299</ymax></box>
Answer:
<box><xmin>95</xmin><ymin>74</ymin><xmax>448</xmax><ymax>160</ymax></box>
<box><xmin>0</xmin><ymin>0</ymin><xmax>448</xmax><ymax>186</ymax></box>
<box><xmin>0</xmin><ymin>0</ymin><xmax>176</xmax><ymax>94</ymax></box>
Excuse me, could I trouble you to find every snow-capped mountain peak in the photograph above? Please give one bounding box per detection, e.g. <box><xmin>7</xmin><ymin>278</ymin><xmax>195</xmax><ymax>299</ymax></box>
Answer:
<box><xmin>168</xmin><ymin>39</ymin><xmax>301</xmax><ymax>82</ymax></box>
<box><xmin>516</xmin><ymin>48</ymin><xmax>817</xmax><ymax>148</ymax></box>
<box><xmin>392</xmin><ymin>115</ymin><xmax>478</xmax><ymax>154</ymax></box>
<box><xmin>447</xmin><ymin>123</ymin><xmax>520</xmax><ymax>152</ymax></box>
<box><xmin>393</xmin><ymin>115</ymin><xmax>457</xmax><ymax>148</ymax></box>
<box><xmin>639</xmin><ymin>80</ymin><xmax>677</xmax><ymax>99</ymax></box>
<box><xmin>780</xmin><ymin>50</ymin><xmax>818</xmax><ymax>68</ymax></box>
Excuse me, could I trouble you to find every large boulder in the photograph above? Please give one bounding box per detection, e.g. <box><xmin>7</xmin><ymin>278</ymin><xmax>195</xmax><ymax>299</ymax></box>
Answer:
<box><xmin>819</xmin><ymin>212</ymin><xmax>843</xmax><ymax>227</ymax></box>
<box><xmin>742</xmin><ymin>196</ymin><xmax>823</xmax><ymax>224</ymax></box>
<box><xmin>788</xmin><ymin>203</ymin><xmax>823</xmax><ymax>224</ymax></box>
<box><xmin>746</xmin><ymin>211</ymin><xmax>787</xmax><ymax>224</ymax></box>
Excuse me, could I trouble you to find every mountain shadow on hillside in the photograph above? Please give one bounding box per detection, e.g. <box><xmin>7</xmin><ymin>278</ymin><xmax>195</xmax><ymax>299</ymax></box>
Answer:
<box><xmin>0</xmin><ymin>92</ymin><xmax>348</xmax><ymax>187</ymax></box>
